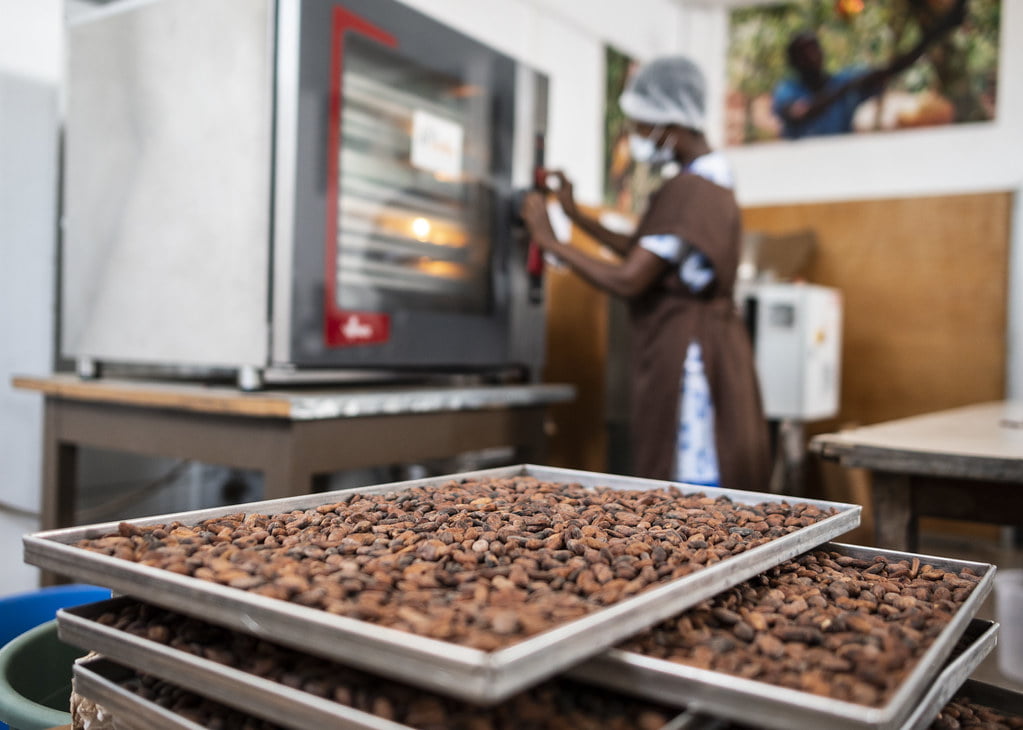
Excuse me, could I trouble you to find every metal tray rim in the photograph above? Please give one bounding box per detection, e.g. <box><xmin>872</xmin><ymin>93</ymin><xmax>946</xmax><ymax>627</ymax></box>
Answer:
<box><xmin>26</xmin><ymin>464</ymin><xmax>859</xmax><ymax>543</ymax></box>
<box><xmin>71</xmin><ymin>651</ymin><xmax>692</xmax><ymax>730</ymax></box>
<box><xmin>25</xmin><ymin>464</ymin><xmax>861</xmax><ymax>702</ymax></box>
<box><xmin>74</xmin><ymin>658</ymin><xmax>207</xmax><ymax>730</ymax></box>
<box><xmin>593</xmin><ymin>618</ymin><xmax>996</xmax><ymax>726</ymax></box>
<box><xmin>63</xmin><ymin>607</ymin><xmax>999</xmax><ymax>730</ymax></box>
<box><xmin>571</xmin><ymin>541</ymin><xmax>996</xmax><ymax>730</ymax></box>
<box><xmin>902</xmin><ymin>622</ymin><xmax>1001</xmax><ymax>730</ymax></box>
<box><xmin>63</xmin><ymin>609</ymin><xmax>421</xmax><ymax>730</ymax></box>
<box><xmin>939</xmin><ymin>678</ymin><xmax>1023</xmax><ymax>717</ymax></box>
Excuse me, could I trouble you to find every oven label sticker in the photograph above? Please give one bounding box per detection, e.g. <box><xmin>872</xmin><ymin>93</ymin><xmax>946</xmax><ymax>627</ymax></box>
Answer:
<box><xmin>411</xmin><ymin>110</ymin><xmax>464</xmax><ymax>179</ymax></box>
<box><xmin>334</xmin><ymin>311</ymin><xmax>390</xmax><ymax>346</ymax></box>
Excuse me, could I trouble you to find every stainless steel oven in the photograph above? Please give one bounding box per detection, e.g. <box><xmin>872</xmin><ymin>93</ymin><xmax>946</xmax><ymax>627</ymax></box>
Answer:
<box><xmin>61</xmin><ymin>0</ymin><xmax>548</xmax><ymax>389</ymax></box>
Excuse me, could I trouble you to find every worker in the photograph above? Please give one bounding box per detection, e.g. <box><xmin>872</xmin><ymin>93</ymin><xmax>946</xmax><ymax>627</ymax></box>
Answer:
<box><xmin>520</xmin><ymin>56</ymin><xmax>771</xmax><ymax>491</ymax></box>
<box><xmin>773</xmin><ymin>0</ymin><xmax>968</xmax><ymax>139</ymax></box>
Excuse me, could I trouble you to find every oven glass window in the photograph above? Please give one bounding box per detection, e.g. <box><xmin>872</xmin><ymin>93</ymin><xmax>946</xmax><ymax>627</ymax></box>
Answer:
<box><xmin>336</xmin><ymin>35</ymin><xmax>492</xmax><ymax>316</ymax></box>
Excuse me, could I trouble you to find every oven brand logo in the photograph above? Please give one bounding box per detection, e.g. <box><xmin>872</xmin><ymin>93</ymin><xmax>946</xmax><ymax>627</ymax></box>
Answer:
<box><xmin>342</xmin><ymin>315</ymin><xmax>373</xmax><ymax>340</ymax></box>
<box><xmin>333</xmin><ymin>311</ymin><xmax>390</xmax><ymax>347</ymax></box>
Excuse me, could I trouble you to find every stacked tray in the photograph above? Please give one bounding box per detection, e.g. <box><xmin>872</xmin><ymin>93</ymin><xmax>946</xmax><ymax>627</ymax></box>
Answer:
<box><xmin>65</xmin><ymin>621</ymin><xmax>1006</xmax><ymax>727</ymax></box>
<box><xmin>58</xmin><ymin>594</ymin><xmax>996</xmax><ymax>730</ymax></box>
<box><xmin>55</xmin><ymin>541</ymin><xmax>1000</xmax><ymax>730</ymax></box>
<box><xmin>921</xmin><ymin>679</ymin><xmax>1023</xmax><ymax>729</ymax></box>
<box><xmin>25</xmin><ymin>465</ymin><xmax>861</xmax><ymax>702</ymax></box>
<box><xmin>59</xmin><ymin>610</ymin><xmax>998</xmax><ymax>730</ymax></box>
<box><xmin>21</xmin><ymin>464</ymin><xmax>1012</xmax><ymax>727</ymax></box>
<box><xmin>70</xmin><ymin>654</ymin><xmax>694</xmax><ymax>730</ymax></box>
<box><xmin>569</xmin><ymin>543</ymin><xmax>998</xmax><ymax>730</ymax></box>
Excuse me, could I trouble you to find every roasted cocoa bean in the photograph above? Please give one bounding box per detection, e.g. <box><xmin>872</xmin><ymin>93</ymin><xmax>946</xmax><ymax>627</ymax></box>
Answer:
<box><xmin>622</xmin><ymin>548</ymin><xmax>982</xmax><ymax>709</ymax></box>
<box><xmin>930</xmin><ymin>695</ymin><xmax>1023</xmax><ymax>729</ymax></box>
<box><xmin>103</xmin><ymin>600</ymin><xmax>678</xmax><ymax>730</ymax></box>
<box><xmin>75</xmin><ymin>476</ymin><xmax>835</xmax><ymax>653</ymax></box>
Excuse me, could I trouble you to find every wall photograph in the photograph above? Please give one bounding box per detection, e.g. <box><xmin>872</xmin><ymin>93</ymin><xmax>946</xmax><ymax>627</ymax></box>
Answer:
<box><xmin>726</xmin><ymin>0</ymin><xmax>1000</xmax><ymax>145</ymax></box>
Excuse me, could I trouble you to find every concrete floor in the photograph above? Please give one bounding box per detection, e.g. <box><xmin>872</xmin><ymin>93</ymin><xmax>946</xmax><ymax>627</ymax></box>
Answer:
<box><xmin>1</xmin><ymin>509</ymin><xmax>41</xmax><ymax>596</ymax></box>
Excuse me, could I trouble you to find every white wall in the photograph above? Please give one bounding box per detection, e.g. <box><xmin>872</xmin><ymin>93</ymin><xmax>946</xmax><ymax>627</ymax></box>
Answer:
<box><xmin>0</xmin><ymin>0</ymin><xmax>64</xmax><ymax>593</ymax></box>
<box><xmin>680</xmin><ymin>1</ymin><xmax>1023</xmax><ymax>398</ymax></box>
<box><xmin>404</xmin><ymin>0</ymin><xmax>687</xmax><ymax>203</ymax></box>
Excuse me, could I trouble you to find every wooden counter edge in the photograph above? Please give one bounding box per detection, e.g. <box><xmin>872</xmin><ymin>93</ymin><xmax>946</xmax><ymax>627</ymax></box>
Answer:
<box><xmin>808</xmin><ymin>433</ymin><xmax>851</xmax><ymax>461</ymax></box>
<box><xmin>11</xmin><ymin>375</ymin><xmax>292</xmax><ymax>418</ymax></box>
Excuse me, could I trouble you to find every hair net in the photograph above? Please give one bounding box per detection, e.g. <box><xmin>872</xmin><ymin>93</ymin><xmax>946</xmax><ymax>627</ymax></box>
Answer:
<box><xmin>618</xmin><ymin>56</ymin><xmax>706</xmax><ymax>131</ymax></box>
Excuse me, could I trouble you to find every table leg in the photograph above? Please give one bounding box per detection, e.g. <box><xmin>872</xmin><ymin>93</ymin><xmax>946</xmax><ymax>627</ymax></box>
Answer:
<box><xmin>40</xmin><ymin>399</ymin><xmax>77</xmax><ymax>532</ymax></box>
<box><xmin>769</xmin><ymin>419</ymin><xmax>807</xmax><ymax>496</ymax></box>
<box><xmin>871</xmin><ymin>470</ymin><xmax>917</xmax><ymax>551</ymax></box>
<box><xmin>509</xmin><ymin>408</ymin><xmax>549</xmax><ymax>465</ymax></box>
<box><xmin>40</xmin><ymin>399</ymin><xmax>80</xmax><ymax>585</ymax></box>
<box><xmin>261</xmin><ymin>430</ymin><xmax>312</xmax><ymax>502</ymax></box>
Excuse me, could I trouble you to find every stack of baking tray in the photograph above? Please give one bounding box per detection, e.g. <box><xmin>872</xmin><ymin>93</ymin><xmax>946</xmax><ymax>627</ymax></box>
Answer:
<box><xmin>19</xmin><ymin>465</ymin><xmax>1016</xmax><ymax>728</ymax></box>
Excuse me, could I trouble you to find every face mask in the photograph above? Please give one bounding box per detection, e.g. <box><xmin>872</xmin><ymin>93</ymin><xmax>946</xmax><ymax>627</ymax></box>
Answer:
<box><xmin>628</xmin><ymin>127</ymin><xmax>676</xmax><ymax>165</ymax></box>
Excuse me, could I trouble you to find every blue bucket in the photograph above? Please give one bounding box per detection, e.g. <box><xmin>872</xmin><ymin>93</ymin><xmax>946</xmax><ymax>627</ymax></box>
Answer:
<box><xmin>0</xmin><ymin>585</ymin><xmax>111</xmax><ymax>730</ymax></box>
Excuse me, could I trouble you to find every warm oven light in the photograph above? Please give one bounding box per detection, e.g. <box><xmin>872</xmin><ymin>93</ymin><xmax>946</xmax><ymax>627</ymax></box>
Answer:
<box><xmin>412</xmin><ymin>217</ymin><xmax>432</xmax><ymax>242</ymax></box>
<box><xmin>415</xmin><ymin>258</ymin><xmax>467</xmax><ymax>279</ymax></box>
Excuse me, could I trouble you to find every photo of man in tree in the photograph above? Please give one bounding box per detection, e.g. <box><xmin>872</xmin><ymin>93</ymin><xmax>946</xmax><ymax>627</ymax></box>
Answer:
<box><xmin>726</xmin><ymin>0</ymin><xmax>1000</xmax><ymax>145</ymax></box>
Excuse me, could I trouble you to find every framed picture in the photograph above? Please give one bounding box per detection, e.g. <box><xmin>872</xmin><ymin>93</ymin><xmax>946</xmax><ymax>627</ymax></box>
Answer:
<box><xmin>726</xmin><ymin>0</ymin><xmax>1000</xmax><ymax>144</ymax></box>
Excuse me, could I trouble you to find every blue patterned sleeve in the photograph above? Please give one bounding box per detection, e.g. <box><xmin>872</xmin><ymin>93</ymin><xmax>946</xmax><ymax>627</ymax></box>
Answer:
<box><xmin>638</xmin><ymin>233</ymin><xmax>715</xmax><ymax>293</ymax></box>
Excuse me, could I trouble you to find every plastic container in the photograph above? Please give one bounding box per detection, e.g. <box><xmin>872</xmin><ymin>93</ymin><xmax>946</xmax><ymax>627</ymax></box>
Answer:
<box><xmin>0</xmin><ymin>620</ymin><xmax>84</xmax><ymax>730</ymax></box>
<box><xmin>0</xmin><ymin>585</ymin><xmax>110</xmax><ymax>730</ymax></box>
<box><xmin>994</xmin><ymin>569</ymin><xmax>1023</xmax><ymax>682</ymax></box>
<box><xmin>0</xmin><ymin>585</ymin><xmax>111</xmax><ymax>650</ymax></box>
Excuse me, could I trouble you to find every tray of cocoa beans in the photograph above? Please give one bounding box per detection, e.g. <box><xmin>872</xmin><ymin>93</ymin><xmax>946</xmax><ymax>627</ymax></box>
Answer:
<box><xmin>24</xmin><ymin>465</ymin><xmax>860</xmax><ymax>703</ymax></box>
<box><xmin>569</xmin><ymin>542</ymin><xmax>996</xmax><ymax>730</ymax></box>
<box><xmin>73</xmin><ymin>657</ymin><xmax>277</xmax><ymax>730</ymax></box>
<box><xmin>69</xmin><ymin>646</ymin><xmax>692</xmax><ymax>730</ymax></box>
<box><xmin>921</xmin><ymin>678</ymin><xmax>1023</xmax><ymax>729</ymax></box>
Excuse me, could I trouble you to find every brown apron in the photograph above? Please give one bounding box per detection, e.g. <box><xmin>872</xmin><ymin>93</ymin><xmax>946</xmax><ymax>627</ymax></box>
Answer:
<box><xmin>627</xmin><ymin>172</ymin><xmax>771</xmax><ymax>491</ymax></box>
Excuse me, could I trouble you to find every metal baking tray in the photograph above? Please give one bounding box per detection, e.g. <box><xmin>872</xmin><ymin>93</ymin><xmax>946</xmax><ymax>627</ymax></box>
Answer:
<box><xmin>74</xmin><ymin>658</ymin><xmax>212</xmax><ymax>730</ymax></box>
<box><xmin>901</xmin><ymin>632</ymin><xmax>1008</xmax><ymax>730</ymax></box>
<box><xmin>570</xmin><ymin>543</ymin><xmax>996</xmax><ymax>730</ymax></box>
<box><xmin>71</xmin><ymin>653</ymin><xmax>697</xmax><ymax>730</ymax></box>
<box><xmin>26</xmin><ymin>464</ymin><xmax>860</xmax><ymax>703</ymax></box>
<box><xmin>907</xmin><ymin>677</ymin><xmax>1023</xmax><ymax>729</ymax></box>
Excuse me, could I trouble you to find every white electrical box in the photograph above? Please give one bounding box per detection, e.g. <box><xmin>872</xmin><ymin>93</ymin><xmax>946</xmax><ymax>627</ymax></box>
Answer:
<box><xmin>741</xmin><ymin>283</ymin><xmax>843</xmax><ymax>421</ymax></box>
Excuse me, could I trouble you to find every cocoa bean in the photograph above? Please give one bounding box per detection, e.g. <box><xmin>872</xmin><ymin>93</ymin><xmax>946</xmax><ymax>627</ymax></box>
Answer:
<box><xmin>73</xmin><ymin>477</ymin><xmax>841</xmax><ymax>658</ymax></box>
<box><xmin>621</xmin><ymin>547</ymin><xmax>982</xmax><ymax>709</ymax></box>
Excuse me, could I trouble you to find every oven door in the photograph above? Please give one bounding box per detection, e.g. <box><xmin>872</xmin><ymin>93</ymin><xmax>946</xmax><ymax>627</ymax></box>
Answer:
<box><xmin>273</xmin><ymin>0</ymin><xmax>544</xmax><ymax>373</ymax></box>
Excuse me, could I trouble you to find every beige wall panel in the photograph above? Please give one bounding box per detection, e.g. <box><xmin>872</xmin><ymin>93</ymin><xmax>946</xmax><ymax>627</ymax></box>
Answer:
<box><xmin>542</xmin><ymin>206</ymin><xmax>612</xmax><ymax>472</ymax></box>
<box><xmin>743</xmin><ymin>192</ymin><xmax>1011</xmax><ymax>429</ymax></box>
<box><xmin>744</xmin><ymin>192</ymin><xmax>1012</xmax><ymax>542</ymax></box>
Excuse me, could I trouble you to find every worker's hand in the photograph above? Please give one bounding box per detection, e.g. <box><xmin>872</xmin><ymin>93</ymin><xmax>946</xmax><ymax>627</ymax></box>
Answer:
<box><xmin>539</xmin><ymin>169</ymin><xmax>578</xmax><ymax>219</ymax></box>
<box><xmin>520</xmin><ymin>191</ymin><xmax>559</xmax><ymax>250</ymax></box>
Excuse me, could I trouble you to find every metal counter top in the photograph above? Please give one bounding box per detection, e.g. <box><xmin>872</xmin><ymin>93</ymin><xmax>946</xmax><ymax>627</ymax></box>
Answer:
<box><xmin>12</xmin><ymin>374</ymin><xmax>575</xmax><ymax>421</ymax></box>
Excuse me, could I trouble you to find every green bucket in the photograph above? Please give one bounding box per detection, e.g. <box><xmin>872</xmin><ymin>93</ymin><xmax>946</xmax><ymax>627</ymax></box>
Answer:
<box><xmin>0</xmin><ymin>620</ymin><xmax>86</xmax><ymax>730</ymax></box>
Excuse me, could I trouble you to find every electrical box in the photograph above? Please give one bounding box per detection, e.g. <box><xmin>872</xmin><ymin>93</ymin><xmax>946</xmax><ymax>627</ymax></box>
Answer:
<box><xmin>742</xmin><ymin>283</ymin><xmax>843</xmax><ymax>421</ymax></box>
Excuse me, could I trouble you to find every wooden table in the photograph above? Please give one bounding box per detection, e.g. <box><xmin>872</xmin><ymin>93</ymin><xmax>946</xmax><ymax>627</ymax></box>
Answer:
<box><xmin>810</xmin><ymin>401</ymin><xmax>1023</xmax><ymax>551</ymax></box>
<box><xmin>13</xmin><ymin>374</ymin><xmax>574</xmax><ymax>535</ymax></box>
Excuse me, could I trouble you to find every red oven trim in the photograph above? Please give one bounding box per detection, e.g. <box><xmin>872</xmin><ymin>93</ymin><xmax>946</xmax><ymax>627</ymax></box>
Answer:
<box><xmin>323</xmin><ymin>7</ymin><xmax>397</xmax><ymax>348</ymax></box>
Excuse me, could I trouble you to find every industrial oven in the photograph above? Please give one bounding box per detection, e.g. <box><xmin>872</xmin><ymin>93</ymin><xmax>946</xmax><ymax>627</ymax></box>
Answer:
<box><xmin>61</xmin><ymin>0</ymin><xmax>548</xmax><ymax>389</ymax></box>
